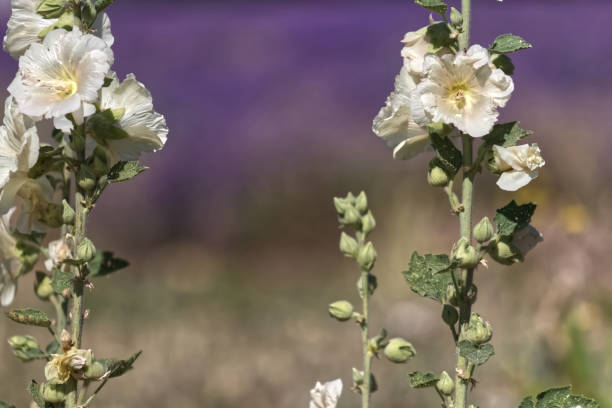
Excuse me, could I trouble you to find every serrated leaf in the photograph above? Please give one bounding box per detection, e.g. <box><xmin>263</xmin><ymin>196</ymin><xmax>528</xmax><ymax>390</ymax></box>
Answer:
<box><xmin>494</xmin><ymin>200</ymin><xmax>536</xmax><ymax>237</ymax></box>
<box><xmin>415</xmin><ymin>0</ymin><xmax>447</xmax><ymax>17</ymax></box>
<box><xmin>520</xmin><ymin>386</ymin><xmax>600</xmax><ymax>408</ymax></box>
<box><xmin>99</xmin><ymin>350</ymin><xmax>142</xmax><ymax>378</ymax></box>
<box><xmin>407</xmin><ymin>371</ymin><xmax>439</xmax><ymax>388</ymax></box>
<box><xmin>0</xmin><ymin>401</ymin><xmax>16</xmax><ymax>408</ymax></box>
<box><xmin>403</xmin><ymin>252</ymin><xmax>454</xmax><ymax>303</ymax></box>
<box><xmin>430</xmin><ymin>131</ymin><xmax>462</xmax><ymax>178</ymax></box>
<box><xmin>426</xmin><ymin>22</ymin><xmax>454</xmax><ymax>50</ymax></box>
<box><xmin>490</xmin><ymin>34</ymin><xmax>532</xmax><ymax>54</ymax></box>
<box><xmin>107</xmin><ymin>161</ymin><xmax>148</xmax><ymax>183</ymax></box>
<box><xmin>6</xmin><ymin>308</ymin><xmax>51</xmax><ymax>327</ymax></box>
<box><xmin>458</xmin><ymin>340</ymin><xmax>494</xmax><ymax>365</ymax></box>
<box><xmin>88</xmin><ymin>251</ymin><xmax>129</xmax><ymax>278</ymax></box>
<box><xmin>51</xmin><ymin>268</ymin><xmax>73</xmax><ymax>294</ymax></box>
<box><xmin>492</xmin><ymin>54</ymin><xmax>515</xmax><ymax>75</ymax></box>
<box><xmin>483</xmin><ymin>122</ymin><xmax>532</xmax><ymax>148</ymax></box>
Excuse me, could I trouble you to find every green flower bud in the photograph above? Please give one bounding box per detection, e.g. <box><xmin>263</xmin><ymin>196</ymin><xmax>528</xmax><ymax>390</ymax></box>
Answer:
<box><xmin>436</xmin><ymin>370</ymin><xmax>455</xmax><ymax>395</ymax></box>
<box><xmin>452</xmin><ymin>237</ymin><xmax>480</xmax><ymax>269</ymax></box>
<box><xmin>427</xmin><ymin>164</ymin><xmax>450</xmax><ymax>187</ymax></box>
<box><xmin>444</xmin><ymin>283</ymin><xmax>459</xmax><ymax>307</ymax></box>
<box><xmin>342</xmin><ymin>206</ymin><xmax>361</xmax><ymax>225</ymax></box>
<box><xmin>61</xmin><ymin>199</ymin><xmax>75</xmax><ymax>225</ymax></box>
<box><xmin>36</xmin><ymin>275</ymin><xmax>54</xmax><ymax>300</ymax></box>
<box><xmin>488</xmin><ymin>239</ymin><xmax>522</xmax><ymax>265</ymax></box>
<box><xmin>383</xmin><ymin>338</ymin><xmax>416</xmax><ymax>364</ymax></box>
<box><xmin>77</xmin><ymin>238</ymin><xmax>96</xmax><ymax>262</ymax></box>
<box><xmin>339</xmin><ymin>232</ymin><xmax>359</xmax><ymax>258</ymax></box>
<box><xmin>355</xmin><ymin>191</ymin><xmax>368</xmax><ymax>214</ymax></box>
<box><xmin>357</xmin><ymin>242</ymin><xmax>377</xmax><ymax>271</ymax></box>
<box><xmin>328</xmin><ymin>300</ymin><xmax>354</xmax><ymax>322</ymax></box>
<box><xmin>450</xmin><ymin>7</ymin><xmax>463</xmax><ymax>28</ymax></box>
<box><xmin>361</xmin><ymin>211</ymin><xmax>376</xmax><ymax>235</ymax></box>
<box><xmin>77</xmin><ymin>165</ymin><xmax>97</xmax><ymax>192</ymax></box>
<box><xmin>352</xmin><ymin>368</ymin><xmax>378</xmax><ymax>394</ymax></box>
<box><xmin>8</xmin><ymin>335</ymin><xmax>44</xmax><ymax>362</ymax></box>
<box><xmin>333</xmin><ymin>197</ymin><xmax>349</xmax><ymax>215</ymax></box>
<box><xmin>345</xmin><ymin>192</ymin><xmax>356</xmax><ymax>205</ymax></box>
<box><xmin>83</xmin><ymin>360</ymin><xmax>107</xmax><ymax>380</ymax></box>
<box><xmin>41</xmin><ymin>203</ymin><xmax>63</xmax><ymax>228</ymax></box>
<box><xmin>356</xmin><ymin>273</ymin><xmax>377</xmax><ymax>297</ymax></box>
<box><xmin>462</xmin><ymin>313</ymin><xmax>493</xmax><ymax>344</ymax></box>
<box><xmin>442</xmin><ymin>304</ymin><xmax>458</xmax><ymax>327</ymax></box>
<box><xmin>40</xmin><ymin>382</ymin><xmax>68</xmax><ymax>403</ymax></box>
<box><xmin>91</xmin><ymin>147</ymin><xmax>110</xmax><ymax>178</ymax></box>
<box><xmin>473</xmin><ymin>217</ymin><xmax>494</xmax><ymax>243</ymax></box>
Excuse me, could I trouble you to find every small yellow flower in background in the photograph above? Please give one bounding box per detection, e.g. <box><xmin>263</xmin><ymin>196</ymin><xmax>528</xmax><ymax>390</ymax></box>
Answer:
<box><xmin>45</xmin><ymin>347</ymin><xmax>92</xmax><ymax>384</ymax></box>
<box><xmin>559</xmin><ymin>203</ymin><xmax>590</xmax><ymax>234</ymax></box>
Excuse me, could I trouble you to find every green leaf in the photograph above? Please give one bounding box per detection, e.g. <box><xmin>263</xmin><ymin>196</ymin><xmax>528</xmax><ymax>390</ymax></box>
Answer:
<box><xmin>46</xmin><ymin>339</ymin><xmax>60</xmax><ymax>355</ymax></box>
<box><xmin>27</xmin><ymin>381</ymin><xmax>51</xmax><ymax>408</ymax></box>
<box><xmin>95</xmin><ymin>0</ymin><xmax>116</xmax><ymax>13</ymax></box>
<box><xmin>6</xmin><ymin>308</ymin><xmax>51</xmax><ymax>327</ymax></box>
<box><xmin>490</xmin><ymin>34</ymin><xmax>532</xmax><ymax>54</ymax></box>
<box><xmin>402</xmin><ymin>252</ymin><xmax>454</xmax><ymax>303</ymax></box>
<box><xmin>430</xmin><ymin>131</ymin><xmax>462</xmax><ymax>178</ymax></box>
<box><xmin>483</xmin><ymin>122</ymin><xmax>532</xmax><ymax>148</ymax></box>
<box><xmin>492</xmin><ymin>54</ymin><xmax>515</xmax><ymax>75</ymax></box>
<box><xmin>51</xmin><ymin>268</ymin><xmax>73</xmax><ymax>294</ymax></box>
<box><xmin>15</xmin><ymin>241</ymin><xmax>40</xmax><ymax>275</ymax></box>
<box><xmin>520</xmin><ymin>386</ymin><xmax>599</xmax><ymax>408</ymax></box>
<box><xmin>86</xmin><ymin>110</ymin><xmax>130</xmax><ymax>144</ymax></box>
<box><xmin>407</xmin><ymin>371</ymin><xmax>439</xmax><ymax>388</ymax></box>
<box><xmin>494</xmin><ymin>200</ymin><xmax>537</xmax><ymax>237</ymax></box>
<box><xmin>99</xmin><ymin>350</ymin><xmax>142</xmax><ymax>378</ymax></box>
<box><xmin>0</xmin><ymin>401</ymin><xmax>16</xmax><ymax>408</ymax></box>
<box><xmin>414</xmin><ymin>0</ymin><xmax>447</xmax><ymax>17</ymax></box>
<box><xmin>88</xmin><ymin>251</ymin><xmax>129</xmax><ymax>278</ymax></box>
<box><xmin>426</xmin><ymin>22</ymin><xmax>454</xmax><ymax>51</ymax></box>
<box><xmin>36</xmin><ymin>0</ymin><xmax>67</xmax><ymax>18</ymax></box>
<box><xmin>107</xmin><ymin>161</ymin><xmax>148</xmax><ymax>183</ymax></box>
<box><xmin>458</xmin><ymin>340</ymin><xmax>495</xmax><ymax>365</ymax></box>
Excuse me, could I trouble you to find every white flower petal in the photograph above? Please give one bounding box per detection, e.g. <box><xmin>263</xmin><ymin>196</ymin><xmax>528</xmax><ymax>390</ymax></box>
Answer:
<box><xmin>3</xmin><ymin>0</ymin><xmax>58</xmax><ymax>59</ymax></box>
<box><xmin>0</xmin><ymin>279</ymin><xmax>16</xmax><ymax>307</ymax></box>
<box><xmin>496</xmin><ymin>169</ymin><xmax>537</xmax><ymax>191</ymax></box>
<box><xmin>309</xmin><ymin>379</ymin><xmax>342</xmax><ymax>408</ymax></box>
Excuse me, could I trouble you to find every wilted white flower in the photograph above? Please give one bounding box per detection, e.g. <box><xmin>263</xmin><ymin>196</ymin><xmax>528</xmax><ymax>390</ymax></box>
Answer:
<box><xmin>3</xmin><ymin>0</ymin><xmax>114</xmax><ymax>60</ymax></box>
<box><xmin>0</xmin><ymin>97</ymin><xmax>52</xmax><ymax>232</ymax></box>
<box><xmin>0</xmin><ymin>209</ymin><xmax>21</xmax><ymax>307</ymax></box>
<box><xmin>45</xmin><ymin>347</ymin><xmax>92</xmax><ymax>384</ymax></box>
<box><xmin>44</xmin><ymin>235</ymin><xmax>73</xmax><ymax>271</ymax></box>
<box><xmin>95</xmin><ymin>73</ymin><xmax>168</xmax><ymax>162</ymax></box>
<box><xmin>492</xmin><ymin>144</ymin><xmax>545</xmax><ymax>191</ymax></box>
<box><xmin>8</xmin><ymin>28</ymin><xmax>113</xmax><ymax>129</ymax></box>
<box><xmin>372</xmin><ymin>65</ymin><xmax>429</xmax><ymax>160</ymax></box>
<box><xmin>309</xmin><ymin>378</ymin><xmax>342</xmax><ymax>408</ymax></box>
<box><xmin>411</xmin><ymin>45</ymin><xmax>514</xmax><ymax>137</ymax></box>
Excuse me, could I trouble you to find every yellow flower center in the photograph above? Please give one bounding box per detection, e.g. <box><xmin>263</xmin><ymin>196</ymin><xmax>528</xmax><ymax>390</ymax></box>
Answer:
<box><xmin>448</xmin><ymin>82</ymin><xmax>470</xmax><ymax>110</ymax></box>
<box><xmin>56</xmin><ymin>78</ymin><xmax>78</xmax><ymax>98</ymax></box>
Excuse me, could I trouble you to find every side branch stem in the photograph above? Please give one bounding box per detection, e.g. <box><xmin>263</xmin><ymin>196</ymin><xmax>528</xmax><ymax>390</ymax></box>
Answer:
<box><xmin>361</xmin><ymin>267</ymin><xmax>371</xmax><ymax>408</ymax></box>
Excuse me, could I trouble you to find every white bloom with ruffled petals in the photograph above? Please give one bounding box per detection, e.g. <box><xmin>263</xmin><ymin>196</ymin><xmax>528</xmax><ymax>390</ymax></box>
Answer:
<box><xmin>309</xmin><ymin>379</ymin><xmax>342</xmax><ymax>408</ymax></box>
<box><xmin>411</xmin><ymin>45</ymin><xmax>514</xmax><ymax>137</ymax></box>
<box><xmin>96</xmin><ymin>73</ymin><xmax>168</xmax><ymax>162</ymax></box>
<box><xmin>44</xmin><ymin>235</ymin><xmax>73</xmax><ymax>271</ymax></box>
<box><xmin>8</xmin><ymin>28</ymin><xmax>113</xmax><ymax>129</ymax></box>
<box><xmin>0</xmin><ymin>209</ymin><xmax>21</xmax><ymax>307</ymax></box>
<box><xmin>492</xmin><ymin>144</ymin><xmax>545</xmax><ymax>191</ymax></box>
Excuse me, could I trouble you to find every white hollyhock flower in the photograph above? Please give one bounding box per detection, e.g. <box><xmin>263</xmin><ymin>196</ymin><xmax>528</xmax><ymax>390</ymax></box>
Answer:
<box><xmin>95</xmin><ymin>73</ymin><xmax>168</xmax><ymax>162</ymax></box>
<box><xmin>411</xmin><ymin>45</ymin><xmax>514</xmax><ymax>137</ymax></box>
<box><xmin>372</xmin><ymin>65</ymin><xmax>429</xmax><ymax>160</ymax></box>
<box><xmin>8</xmin><ymin>27</ymin><xmax>113</xmax><ymax>129</ymax></box>
<box><xmin>309</xmin><ymin>379</ymin><xmax>342</xmax><ymax>408</ymax></box>
<box><xmin>44</xmin><ymin>235</ymin><xmax>73</xmax><ymax>271</ymax></box>
<box><xmin>0</xmin><ymin>209</ymin><xmax>21</xmax><ymax>307</ymax></box>
<box><xmin>492</xmin><ymin>144</ymin><xmax>545</xmax><ymax>191</ymax></box>
<box><xmin>3</xmin><ymin>0</ymin><xmax>114</xmax><ymax>60</ymax></box>
<box><xmin>401</xmin><ymin>27</ymin><xmax>430</xmax><ymax>77</ymax></box>
<box><xmin>0</xmin><ymin>97</ymin><xmax>52</xmax><ymax>232</ymax></box>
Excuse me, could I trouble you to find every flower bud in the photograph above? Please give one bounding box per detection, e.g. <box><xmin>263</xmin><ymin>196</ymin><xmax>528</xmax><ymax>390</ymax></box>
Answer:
<box><xmin>36</xmin><ymin>275</ymin><xmax>54</xmax><ymax>300</ymax></box>
<box><xmin>60</xmin><ymin>330</ymin><xmax>73</xmax><ymax>350</ymax></box>
<box><xmin>473</xmin><ymin>217</ymin><xmax>494</xmax><ymax>243</ymax></box>
<box><xmin>462</xmin><ymin>313</ymin><xmax>492</xmax><ymax>344</ymax></box>
<box><xmin>91</xmin><ymin>148</ymin><xmax>110</xmax><ymax>178</ymax></box>
<box><xmin>342</xmin><ymin>207</ymin><xmax>361</xmax><ymax>225</ymax></box>
<box><xmin>61</xmin><ymin>199</ymin><xmax>75</xmax><ymax>225</ymax></box>
<box><xmin>436</xmin><ymin>371</ymin><xmax>455</xmax><ymax>395</ymax></box>
<box><xmin>77</xmin><ymin>238</ymin><xmax>96</xmax><ymax>262</ymax></box>
<box><xmin>8</xmin><ymin>335</ymin><xmax>41</xmax><ymax>363</ymax></box>
<box><xmin>357</xmin><ymin>242</ymin><xmax>377</xmax><ymax>271</ymax></box>
<box><xmin>383</xmin><ymin>338</ymin><xmax>416</xmax><ymax>364</ymax></box>
<box><xmin>356</xmin><ymin>273</ymin><xmax>377</xmax><ymax>297</ymax></box>
<box><xmin>352</xmin><ymin>368</ymin><xmax>378</xmax><ymax>393</ymax></box>
<box><xmin>77</xmin><ymin>165</ymin><xmax>97</xmax><ymax>192</ymax></box>
<box><xmin>361</xmin><ymin>211</ymin><xmax>376</xmax><ymax>235</ymax></box>
<box><xmin>450</xmin><ymin>7</ymin><xmax>463</xmax><ymax>27</ymax></box>
<box><xmin>328</xmin><ymin>300</ymin><xmax>354</xmax><ymax>322</ymax></box>
<box><xmin>442</xmin><ymin>304</ymin><xmax>458</xmax><ymax>327</ymax></box>
<box><xmin>40</xmin><ymin>382</ymin><xmax>68</xmax><ymax>403</ymax></box>
<box><xmin>339</xmin><ymin>232</ymin><xmax>358</xmax><ymax>258</ymax></box>
<box><xmin>452</xmin><ymin>237</ymin><xmax>480</xmax><ymax>269</ymax></box>
<box><xmin>444</xmin><ymin>283</ymin><xmax>459</xmax><ymax>307</ymax></box>
<box><xmin>427</xmin><ymin>164</ymin><xmax>450</xmax><ymax>187</ymax></box>
<box><xmin>83</xmin><ymin>360</ymin><xmax>107</xmax><ymax>380</ymax></box>
<box><xmin>355</xmin><ymin>191</ymin><xmax>368</xmax><ymax>214</ymax></box>
<box><xmin>333</xmin><ymin>197</ymin><xmax>349</xmax><ymax>215</ymax></box>
<box><xmin>41</xmin><ymin>203</ymin><xmax>63</xmax><ymax>228</ymax></box>
<box><xmin>488</xmin><ymin>239</ymin><xmax>521</xmax><ymax>265</ymax></box>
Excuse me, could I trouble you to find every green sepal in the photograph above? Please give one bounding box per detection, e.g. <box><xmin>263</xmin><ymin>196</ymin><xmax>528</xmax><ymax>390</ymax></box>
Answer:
<box><xmin>51</xmin><ymin>268</ymin><xmax>73</xmax><ymax>294</ymax></box>
<box><xmin>490</xmin><ymin>34</ymin><xmax>532</xmax><ymax>54</ymax></box>
<box><xmin>402</xmin><ymin>252</ymin><xmax>455</xmax><ymax>303</ymax></box>
<box><xmin>36</xmin><ymin>0</ymin><xmax>67</xmax><ymax>19</ymax></box>
<box><xmin>99</xmin><ymin>350</ymin><xmax>142</xmax><ymax>378</ymax></box>
<box><xmin>414</xmin><ymin>0</ymin><xmax>448</xmax><ymax>18</ymax></box>
<box><xmin>88</xmin><ymin>251</ymin><xmax>129</xmax><ymax>278</ymax></box>
<box><xmin>6</xmin><ymin>308</ymin><xmax>51</xmax><ymax>327</ymax></box>
<box><xmin>407</xmin><ymin>371</ymin><xmax>439</xmax><ymax>388</ymax></box>
<box><xmin>27</xmin><ymin>381</ymin><xmax>52</xmax><ymax>408</ymax></box>
<box><xmin>494</xmin><ymin>200</ymin><xmax>537</xmax><ymax>237</ymax></box>
<box><xmin>86</xmin><ymin>109</ymin><xmax>130</xmax><ymax>145</ymax></box>
<box><xmin>107</xmin><ymin>161</ymin><xmax>148</xmax><ymax>183</ymax></box>
<box><xmin>457</xmin><ymin>340</ymin><xmax>495</xmax><ymax>366</ymax></box>
<box><xmin>520</xmin><ymin>386</ymin><xmax>599</xmax><ymax>408</ymax></box>
<box><xmin>492</xmin><ymin>54</ymin><xmax>515</xmax><ymax>75</ymax></box>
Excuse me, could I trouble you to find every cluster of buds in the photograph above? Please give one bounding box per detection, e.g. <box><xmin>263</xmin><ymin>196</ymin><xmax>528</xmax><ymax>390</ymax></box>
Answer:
<box><xmin>460</xmin><ymin>313</ymin><xmax>493</xmax><ymax>345</ymax></box>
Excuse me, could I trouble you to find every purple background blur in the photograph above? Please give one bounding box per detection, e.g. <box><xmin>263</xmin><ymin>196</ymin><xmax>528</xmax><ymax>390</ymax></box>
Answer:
<box><xmin>1</xmin><ymin>1</ymin><xmax>612</xmax><ymax>407</ymax></box>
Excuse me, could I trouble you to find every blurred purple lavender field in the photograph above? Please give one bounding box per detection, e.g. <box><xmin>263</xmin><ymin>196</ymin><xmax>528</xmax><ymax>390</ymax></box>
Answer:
<box><xmin>1</xmin><ymin>1</ymin><xmax>612</xmax><ymax>407</ymax></box>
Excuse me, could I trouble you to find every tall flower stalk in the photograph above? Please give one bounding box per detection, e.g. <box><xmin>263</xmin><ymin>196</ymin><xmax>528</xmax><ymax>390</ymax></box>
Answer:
<box><xmin>0</xmin><ymin>1</ymin><xmax>167</xmax><ymax>407</ymax></box>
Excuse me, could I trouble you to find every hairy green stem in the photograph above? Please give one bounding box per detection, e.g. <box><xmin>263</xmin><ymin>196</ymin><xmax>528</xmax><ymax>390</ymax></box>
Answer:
<box><xmin>360</xmin><ymin>268</ymin><xmax>372</xmax><ymax>408</ymax></box>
